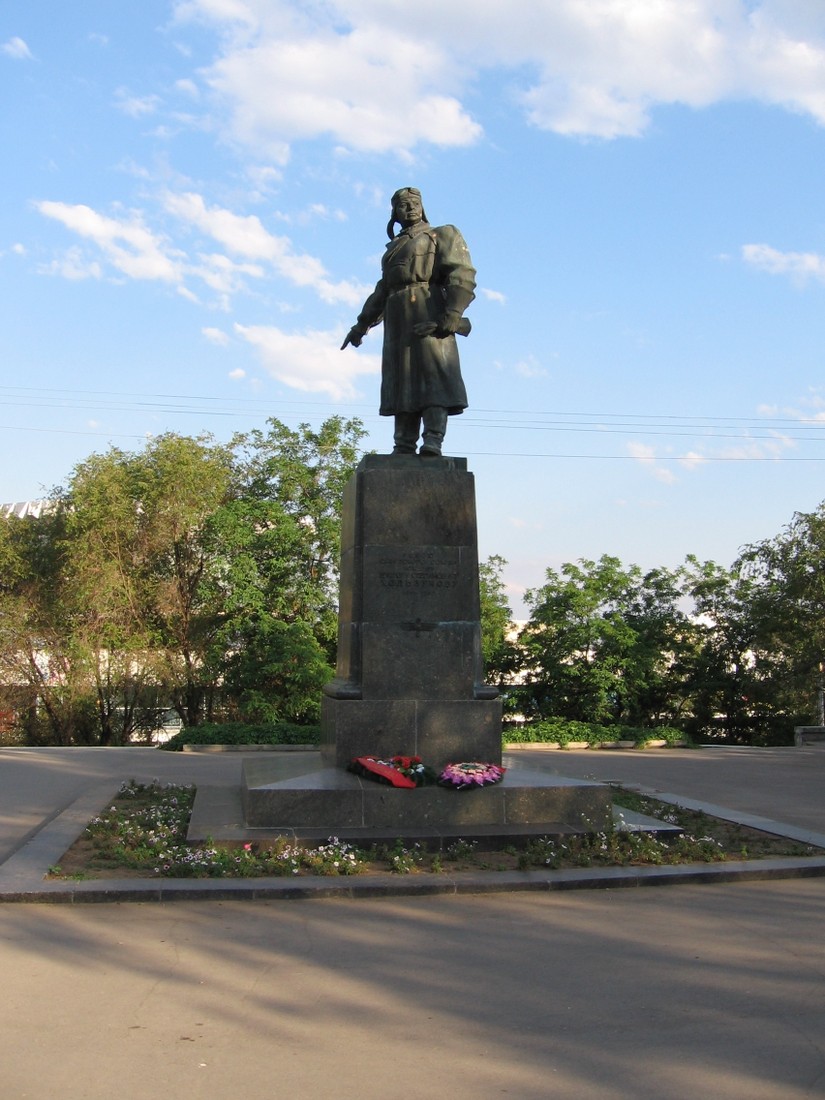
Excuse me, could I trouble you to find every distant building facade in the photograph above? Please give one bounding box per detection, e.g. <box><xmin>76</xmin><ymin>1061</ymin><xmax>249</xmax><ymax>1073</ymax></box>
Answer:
<box><xmin>1</xmin><ymin>500</ymin><xmax>52</xmax><ymax>520</ymax></box>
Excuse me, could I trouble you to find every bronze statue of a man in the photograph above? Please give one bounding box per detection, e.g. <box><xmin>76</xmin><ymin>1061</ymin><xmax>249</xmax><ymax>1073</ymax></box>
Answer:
<box><xmin>341</xmin><ymin>187</ymin><xmax>476</xmax><ymax>457</ymax></box>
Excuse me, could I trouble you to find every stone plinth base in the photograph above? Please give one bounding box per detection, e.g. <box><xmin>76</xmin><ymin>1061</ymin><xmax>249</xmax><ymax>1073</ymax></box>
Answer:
<box><xmin>320</xmin><ymin>695</ymin><xmax>502</xmax><ymax>772</ymax></box>
<box><xmin>241</xmin><ymin>753</ymin><xmax>612</xmax><ymax>835</ymax></box>
<box><xmin>795</xmin><ymin>726</ymin><xmax>825</xmax><ymax>746</ymax></box>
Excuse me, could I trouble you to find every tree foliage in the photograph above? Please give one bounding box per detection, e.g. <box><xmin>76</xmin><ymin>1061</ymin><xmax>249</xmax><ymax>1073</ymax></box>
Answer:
<box><xmin>514</xmin><ymin>556</ymin><xmax>693</xmax><ymax>727</ymax></box>
<box><xmin>0</xmin><ymin>417</ymin><xmax>366</xmax><ymax>743</ymax></box>
<box><xmin>734</xmin><ymin>504</ymin><xmax>825</xmax><ymax>736</ymax></box>
<box><xmin>5</xmin><ymin>424</ymin><xmax>825</xmax><ymax>746</ymax></box>
<box><xmin>510</xmin><ymin>525</ymin><xmax>825</xmax><ymax>743</ymax></box>
<box><xmin>478</xmin><ymin>554</ymin><xmax>518</xmax><ymax>688</ymax></box>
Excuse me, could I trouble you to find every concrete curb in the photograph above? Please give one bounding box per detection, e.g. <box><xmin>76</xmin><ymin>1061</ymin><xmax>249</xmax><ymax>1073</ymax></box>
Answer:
<box><xmin>2</xmin><ymin>779</ymin><xmax>825</xmax><ymax>904</ymax></box>
<box><xmin>4</xmin><ymin>857</ymin><xmax>825</xmax><ymax>905</ymax></box>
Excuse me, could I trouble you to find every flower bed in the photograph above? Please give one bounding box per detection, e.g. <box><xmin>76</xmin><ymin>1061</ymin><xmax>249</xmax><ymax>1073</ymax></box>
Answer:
<box><xmin>46</xmin><ymin>780</ymin><xmax>823</xmax><ymax>883</ymax></box>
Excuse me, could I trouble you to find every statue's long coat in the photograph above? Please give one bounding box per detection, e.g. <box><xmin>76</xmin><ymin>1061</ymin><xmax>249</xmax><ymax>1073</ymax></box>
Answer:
<box><xmin>355</xmin><ymin>221</ymin><xmax>476</xmax><ymax>416</ymax></box>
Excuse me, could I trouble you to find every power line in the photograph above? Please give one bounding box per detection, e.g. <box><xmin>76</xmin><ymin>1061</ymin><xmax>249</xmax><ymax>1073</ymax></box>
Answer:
<box><xmin>0</xmin><ymin>423</ymin><xmax>151</xmax><ymax>440</ymax></box>
<box><xmin>0</xmin><ymin>423</ymin><xmax>822</xmax><ymax>462</ymax></box>
<box><xmin>466</xmin><ymin>451</ymin><xmax>825</xmax><ymax>462</ymax></box>
<box><xmin>2</xmin><ymin>383</ymin><xmax>824</xmax><ymax>429</ymax></box>
<box><xmin>1</xmin><ymin>385</ymin><xmax>824</xmax><ymax>460</ymax></box>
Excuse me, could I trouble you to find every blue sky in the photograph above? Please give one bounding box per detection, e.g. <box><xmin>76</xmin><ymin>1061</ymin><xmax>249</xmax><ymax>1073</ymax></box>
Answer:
<box><xmin>3</xmin><ymin>0</ymin><xmax>825</xmax><ymax>615</ymax></box>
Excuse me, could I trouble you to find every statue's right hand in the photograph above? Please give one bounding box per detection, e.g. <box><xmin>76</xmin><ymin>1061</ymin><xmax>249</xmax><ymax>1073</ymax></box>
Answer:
<box><xmin>341</xmin><ymin>326</ymin><xmax>364</xmax><ymax>350</ymax></box>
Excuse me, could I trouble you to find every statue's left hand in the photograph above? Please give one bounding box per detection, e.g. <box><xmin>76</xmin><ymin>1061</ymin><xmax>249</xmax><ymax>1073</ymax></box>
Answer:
<box><xmin>435</xmin><ymin>310</ymin><xmax>462</xmax><ymax>337</ymax></box>
<box><xmin>414</xmin><ymin>314</ymin><xmax>470</xmax><ymax>339</ymax></box>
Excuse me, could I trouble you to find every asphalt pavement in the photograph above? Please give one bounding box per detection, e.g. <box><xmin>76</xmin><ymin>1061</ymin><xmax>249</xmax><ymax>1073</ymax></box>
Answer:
<box><xmin>1</xmin><ymin>744</ymin><xmax>825</xmax><ymax>1098</ymax></box>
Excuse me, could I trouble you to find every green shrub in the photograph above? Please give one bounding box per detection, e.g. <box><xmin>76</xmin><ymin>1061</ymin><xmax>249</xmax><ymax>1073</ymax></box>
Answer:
<box><xmin>159</xmin><ymin>720</ymin><xmax>320</xmax><ymax>751</ymax></box>
<box><xmin>632</xmin><ymin>726</ymin><xmax>688</xmax><ymax>746</ymax></box>
<box><xmin>503</xmin><ymin>719</ymin><xmax>690</xmax><ymax>748</ymax></box>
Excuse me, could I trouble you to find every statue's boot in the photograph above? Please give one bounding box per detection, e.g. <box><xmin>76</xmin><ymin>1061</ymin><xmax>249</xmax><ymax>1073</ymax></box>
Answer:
<box><xmin>420</xmin><ymin>406</ymin><xmax>448</xmax><ymax>456</ymax></box>
<box><xmin>392</xmin><ymin>412</ymin><xmax>420</xmax><ymax>454</ymax></box>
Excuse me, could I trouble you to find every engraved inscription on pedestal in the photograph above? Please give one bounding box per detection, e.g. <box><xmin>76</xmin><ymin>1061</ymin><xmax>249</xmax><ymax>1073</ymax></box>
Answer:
<box><xmin>379</xmin><ymin>549</ymin><xmax>459</xmax><ymax>590</ymax></box>
<box><xmin>366</xmin><ymin>546</ymin><xmax>472</xmax><ymax>621</ymax></box>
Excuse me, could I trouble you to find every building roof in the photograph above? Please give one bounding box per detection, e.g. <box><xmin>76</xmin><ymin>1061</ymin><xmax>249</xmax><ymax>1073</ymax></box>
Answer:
<box><xmin>1</xmin><ymin>500</ymin><xmax>52</xmax><ymax>519</ymax></box>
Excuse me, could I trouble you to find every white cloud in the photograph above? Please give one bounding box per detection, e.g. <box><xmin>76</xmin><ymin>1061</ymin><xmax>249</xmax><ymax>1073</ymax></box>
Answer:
<box><xmin>205</xmin><ymin>32</ymin><xmax>481</xmax><ymax>156</ymax></box>
<box><xmin>679</xmin><ymin>450</ymin><xmax>708</xmax><ymax>470</ymax></box>
<box><xmin>202</xmin><ymin>326</ymin><xmax>230</xmax><ymax>345</ymax></box>
<box><xmin>719</xmin><ymin>433</ymin><xmax>796</xmax><ymax>461</ymax></box>
<box><xmin>191</xmin><ymin>250</ymin><xmax>265</xmax><ymax>295</ymax></box>
<box><xmin>245</xmin><ymin>164</ymin><xmax>282</xmax><ymax>196</ymax></box>
<box><xmin>514</xmin><ymin>355</ymin><xmax>547</xmax><ymax>379</ymax></box>
<box><xmin>507</xmin><ymin>515</ymin><xmax>544</xmax><ymax>531</ymax></box>
<box><xmin>35</xmin><ymin>201</ymin><xmax>183</xmax><ymax>283</ymax></box>
<box><xmin>114</xmin><ymin>89</ymin><xmax>162</xmax><ymax>118</ymax></box>
<box><xmin>304</xmin><ymin>203</ymin><xmax>347</xmax><ymax>223</ymax></box>
<box><xmin>2</xmin><ymin>36</ymin><xmax>33</xmax><ymax>60</ymax></box>
<box><xmin>174</xmin><ymin>1</ymin><xmax>482</xmax><ymax>155</ymax></box>
<box><xmin>166</xmin><ymin>190</ymin><xmax>289</xmax><ymax>259</ymax></box>
<box><xmin>175</xmin><ymin>78</ymin><xmax>200</xmax><ymax>99</ymax></box>
<box><xmin>652</xmin><ymin>466</ymin><xmax>677</xmax><ymax>485</ymax></box>
<box><xmin>39</xmin><ymin>245</ymin><xmax>103</xmax><ymax>281</ymax></box>
<box><xmin>164</xmin><ymin>190</ymin><xmax>368</xmax><ymax>303</ymax></box>
<box><xmin>768</xmin><ymin>391</ymin><xmax>825</xmax><ymax>423</ymax></box>
<box><xmin>235</xmin><ymin>321</ymin><xmax>380</xmax><ymax>400</ymax></box>
<box><xmin>481</xmin><ymin>288</ymin><xmax>507</xmax><ymax>304</ymax></box>
<box><xmin>173</xmin><ymin>0</ymin><xmax>259</xmax><ymax>29</ymax></box>
<box><xmin>172</xmin><ymin>0</ymin><xmax>825</xmax><ymax>149</ymax></box>
<box><xmin>177</xmin><ymin>284</ymin><xmax>200</xmax><ymax>304</ymax></box>
<box><xmin>628</xmin><ymin>441</ymin><xmax>676</xmax><ymax>484</ymax></box>
<box><xmin>228</xmin><ymin>367</ymin><xmax>246</xmax><ymax>379</ymax></box>
<box><xmin>742</xmin><ymin>242</ymin><xmax>825</xmax><ymax>284</ymax></box>
<box><xmin>34</xmin><ymin>192</ymin><xmax>368</xmax><ymax>307</ymax></box>
<box><xmin>641</xmin><ymin>430</ymin><xmax>798</xmax><ymax>469</ymax></box>
<box><xmin>493</xmin><ymin>351</ymin><xmax>552</xmax><ymax>376</ymax></box>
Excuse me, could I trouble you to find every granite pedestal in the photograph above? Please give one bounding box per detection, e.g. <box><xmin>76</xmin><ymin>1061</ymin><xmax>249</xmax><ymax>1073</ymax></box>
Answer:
<box><xmin>239</xmin><ymin>453</ymin><xmax>611</xmax><ymax>839</ymax></box>
<box><xmin>321</xmin><ymin>453</ymin><xmax>501</xmax><ymax>770</ymax></box>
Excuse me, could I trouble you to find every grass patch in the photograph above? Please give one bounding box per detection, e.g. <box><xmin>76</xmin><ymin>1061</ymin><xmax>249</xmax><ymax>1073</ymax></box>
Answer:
<box><xmin>46</xmin><ymin>779</ymin><xmax>824</xmax><ymax>881</ymax></box>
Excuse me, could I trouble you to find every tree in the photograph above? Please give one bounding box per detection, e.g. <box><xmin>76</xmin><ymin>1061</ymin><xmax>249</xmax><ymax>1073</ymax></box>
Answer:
<box><xmin>226</xmin><ymin>416</ymin><xmax>366</xmax><ymax>654</ymax></box>
<box><xmin>220</xmin><ymin>618</ymin><xmax>333</xmax><ymax>724</ymax></box>
<box><xmin>205</xmin><ymin>416</ymin><xmax>367</xmax><ymax>723</ymax></box>
<box><xmin>478</xmin><ymin>555</ymin><xmax>517</xmax><ymax>692</ymax></box>
<box><xmin>0</xmin><ymin>504</ymin><xmax>99</xmax><ymax>744</ymax></box>
<box><xmin>514</xmin><ymin>555</ymin><xmax>692</xmax><ymax>727</ymax></box>
<box><xmin>734</xmin><ymin>504</ymin><xmax>825</xmax><ymax>734</ymax></box>
<box><xmin>0</xmin><ymin>416</ymin><xmax>367</xmax><ymax>742</ymax></box>
<box><xmin>61</xmin><ymin>433</ymin><xmax>236</xmax><ymax>732</ymax></box>
<box><xmin>679</xmin><ymin>556</ymin><xmax>780</xmax><ymax>743</ymax></box>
